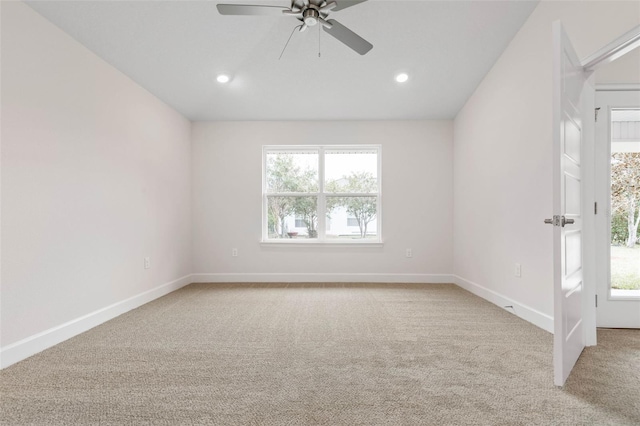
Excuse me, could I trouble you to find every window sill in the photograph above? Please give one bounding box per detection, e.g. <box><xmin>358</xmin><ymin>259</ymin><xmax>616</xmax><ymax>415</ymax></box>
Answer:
<box><xmin>609</xmin><ymin>289</ymin><xmax>640</xmax><ymax>300</ymax></box>
<box><xmin>260</xmin><ymin>240</ymin><xmax>384</xmax><ymax>248</ymax></box>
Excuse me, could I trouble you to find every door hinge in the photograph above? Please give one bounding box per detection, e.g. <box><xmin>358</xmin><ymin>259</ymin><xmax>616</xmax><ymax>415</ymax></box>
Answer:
<box><xmin>595</xmin><ymin>107</ymin><xmax>601</xmax><ymax>122</ymax></box>
<box><xmin>595</xmin><ymin>294</ymin><xmax>598</xmax><ymax>308</ymax></box>
<box><xmin>594</xmin><ymin>202</ymin><xmax>598</xmax><ymax>215</ymax></box>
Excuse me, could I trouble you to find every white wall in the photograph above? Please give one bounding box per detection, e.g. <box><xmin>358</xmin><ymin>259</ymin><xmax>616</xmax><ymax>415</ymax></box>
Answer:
<box><xmin>596</xmin><ymin>49</ymin><xmax>640</xmax><ymax>85</ymax></box>
<box><xmin>1</xmin><ymin>2</ymin><xmax>192</xmax><ymax>364</ymax></box>
<box><xmin>192</xmin><ymin>121</ymin><xmax>453</xmax><ymax>281</ymax></box>
<box><xmin>453</xmin><ymin>0</ymin><xmax>640</xmax><ymax>330</ymax></box>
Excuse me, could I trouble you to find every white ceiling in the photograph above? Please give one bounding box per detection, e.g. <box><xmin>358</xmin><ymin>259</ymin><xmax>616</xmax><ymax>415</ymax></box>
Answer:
<box><xmin>25</xmin><ymin>0</ymin><xmax>539</xmax><ymax>121</ymax></box>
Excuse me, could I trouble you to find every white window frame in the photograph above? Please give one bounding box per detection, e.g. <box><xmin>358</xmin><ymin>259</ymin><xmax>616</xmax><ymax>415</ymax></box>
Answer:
<box><xmin>262</xmin><ymin>145</ymin><xmax>382</xmax><ymax>245</ymax></box>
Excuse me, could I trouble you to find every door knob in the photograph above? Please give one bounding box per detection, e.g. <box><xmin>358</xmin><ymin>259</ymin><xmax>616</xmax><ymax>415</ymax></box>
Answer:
<box><xmin>544</xmin><ymin>216</ymin><xmax>574</xmax><ymax>227</ymax></box>
<box><xmin>544</xmin><ymin>216</ymin><xmax>561</xmax><ymax>226</ymax></box>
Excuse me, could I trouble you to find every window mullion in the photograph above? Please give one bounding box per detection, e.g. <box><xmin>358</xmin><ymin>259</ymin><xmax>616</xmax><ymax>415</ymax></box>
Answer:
<box><xmin>326</xmin><ymin>192</ymin><xmax>376</xmax><ymax>197</ymax></box>
<box><xmin>318</xmin><ymin>147</ymin><xmax>326</xmax><ymax>240</ymax></box>
<box><xmin>377</xmin><ymin>145</ymin><xmax>382</xmax><ymax>240</ymax></box>
<box><xmin>262</xmin><ymin>146</ymin><xmax>267</xmax><ymax>241</ymax></box>
<box><xmin>268</xmin><ymin>192</ymin><xmax>319</xmax><ymax>197</ymax></box>
<box><xmin>263</xmin><ymin>194</ymin><xmax>268</xmax><ymax>241</ymax></box>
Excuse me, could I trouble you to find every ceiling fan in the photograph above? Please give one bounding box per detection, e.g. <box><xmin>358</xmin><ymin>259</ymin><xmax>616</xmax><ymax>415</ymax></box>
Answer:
<box><xmin>216</xmin><ymin>0</ymin><xmax>373</xmax><ymax>55</ymax></box>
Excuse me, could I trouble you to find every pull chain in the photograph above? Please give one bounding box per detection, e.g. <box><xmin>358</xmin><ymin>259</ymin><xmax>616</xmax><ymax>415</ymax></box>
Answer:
<box><xmin>318</xmin><ymin>23</ymin><xmax>321</xmax><ymax>58</ymax></box>
<box><xmin>279</xmin><ymin>24</ymin><xmax>302</xmax><ymax>60</ymax></box>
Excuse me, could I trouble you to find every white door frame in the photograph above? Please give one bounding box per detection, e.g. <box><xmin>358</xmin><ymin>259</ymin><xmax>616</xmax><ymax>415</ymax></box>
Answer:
<box><xmin>581</xmin><ymin>26</ymin><xmax>640</xmax><ymax>72</ymax></box>
<box><xmin>594</xmin><ymin>88</ymin><xmax>640</xmax><ymax>328</ymax></box>
<box><xmin>580</xmin><ymin>25</ymin><xmax>640</xmax><ymax>345</ymax></box>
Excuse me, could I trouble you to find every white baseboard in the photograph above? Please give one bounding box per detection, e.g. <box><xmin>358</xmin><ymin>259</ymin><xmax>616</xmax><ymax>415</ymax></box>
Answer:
<box><xmin>0</xmin><ymin>274</ymin><xmax>193</xmax><ymax>369</ymax></box>
<box><xmin>453</xmin><ymin>275</ymin><xmax>553</xmax><ymax>333</ymax></box>
<box><xmin>191</xmin><ymin>273</ymin><xmax>454</xmax><ymax>284</ymax></box>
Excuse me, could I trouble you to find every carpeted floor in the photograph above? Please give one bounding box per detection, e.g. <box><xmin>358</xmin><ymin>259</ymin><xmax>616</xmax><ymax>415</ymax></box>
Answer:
<box><xmin>1</xmin><ymin>283</ymin><xmax>638</xmax><ymax>425</ymax></box>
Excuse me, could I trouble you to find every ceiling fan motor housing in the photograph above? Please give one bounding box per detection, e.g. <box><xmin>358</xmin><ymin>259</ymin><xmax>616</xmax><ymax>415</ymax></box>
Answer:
<box><xmin>303</xmin><ymin>8</ymin><xmax>319</xmax><ymax>26</ymax></box>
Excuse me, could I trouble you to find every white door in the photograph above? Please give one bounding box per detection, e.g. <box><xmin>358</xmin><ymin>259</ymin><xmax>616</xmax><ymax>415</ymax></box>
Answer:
<box><xmin>595</xmin><ymin>89</ymin><xmax>640</xmax><ymax>328</ymax></box>
<box><xmin>551</xmin><ymin>22</ymin><xmax>592</xmax><ymax>387</ymax></box>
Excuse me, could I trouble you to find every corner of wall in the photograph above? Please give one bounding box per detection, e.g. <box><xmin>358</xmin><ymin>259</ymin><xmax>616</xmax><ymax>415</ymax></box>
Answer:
<box><xmin>0</xmin><ymin>274</ymin><xmax>193</xmax><ymax>369</ymax></box>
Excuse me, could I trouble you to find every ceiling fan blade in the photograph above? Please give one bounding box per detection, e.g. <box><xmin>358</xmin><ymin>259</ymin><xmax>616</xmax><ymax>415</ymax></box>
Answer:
<box><xmin>216</xmin><ymin>4</ymin><xmax>288</xmax><ymax>16</ymax></box>
<box><xmin>283</xmin><ymin>9</ymin><xmax>302</xmax><ymax>17</ymax></box>
<box><xmin>323</xmin><ymin>19</ymin><xmax>372</xmax><ymax>55</ymax></box>
<box><xmin>319</xmin><ymin>1</ymin><xmax>337</xmax><ymax>13</ymax></box>
<box><xmin>332</xmin><ymin>0</ymin><xmax>368</xmax><ymax>12</ymax></box>
<box><xmin>318</xmin><ymin>17</ymin><xmax>333</xmax><ymax>29</ymax></box>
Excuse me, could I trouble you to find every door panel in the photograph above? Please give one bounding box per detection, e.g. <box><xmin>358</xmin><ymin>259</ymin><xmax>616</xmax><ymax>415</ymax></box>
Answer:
<box><xmin>553</xmin><ymin>22</ymin><xmax>588</xmax><ymax>387</ymax></box>
<box><xmin>564</xmin><ymin>115</ymin><xmax>582</xmax><ymax>163</ymax></box>
<box><xmin>565</xmin><ymin>231</ymin><xmax>582</xmax><ymax>276</ymax></box>
<box><xmin>564</xmin><ymin>175</ymin><xmax>581</xmax><ymax>214</ymax></box>
<box><xmin>565</xmin><ymin>282</ymin><xmax>583</xmax><ymax>337</ymax></box>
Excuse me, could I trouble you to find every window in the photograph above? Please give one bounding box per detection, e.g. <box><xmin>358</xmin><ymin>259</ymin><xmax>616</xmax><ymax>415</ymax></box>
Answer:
<box><xmin>295</xmin><ymin>216</ymin><xmax>306</xmax><ymax>228</ymax></box>
<box><xmin>263</xmin><ymin>146</ymin><xmax>381</xmax><ymax>243</ymax></box>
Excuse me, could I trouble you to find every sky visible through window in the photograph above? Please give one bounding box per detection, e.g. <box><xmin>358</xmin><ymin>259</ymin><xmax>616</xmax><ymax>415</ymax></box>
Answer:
<box><xmin>267</xmin><ymin>149</ymin><xmax>378</xmax><ymax>188</ymax></box>
<box><xmin>325</xmin><ymin>150</ymin><xmax>377</xmax><ymax>188</ymax></box>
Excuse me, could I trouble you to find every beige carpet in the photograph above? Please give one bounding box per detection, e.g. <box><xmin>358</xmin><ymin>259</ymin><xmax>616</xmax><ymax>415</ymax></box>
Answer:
<box><xmin>1</xmin><ymin>283</ymin><xmax>638</xmax><ymax>425</ymax></box>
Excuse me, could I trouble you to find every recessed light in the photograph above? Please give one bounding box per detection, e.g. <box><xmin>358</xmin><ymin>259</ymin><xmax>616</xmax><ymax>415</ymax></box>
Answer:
<box><xmin>217</xmin><ymin>74</ymin><xmax>230</xmax><ymax>83</ymax></box>
<box><xmin>395</xmin><ymin>73</ymin><xmax>409</xmax><ymax>83</ymax></box>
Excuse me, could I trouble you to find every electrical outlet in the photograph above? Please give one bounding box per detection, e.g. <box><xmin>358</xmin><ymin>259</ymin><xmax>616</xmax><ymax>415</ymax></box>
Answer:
<box><xmin>406</xmin><ymin>249</ymin><xmax>412</xmax><ymax>258</ymax></box>
<box><xmin>515</xmin><ymin>263</ymin><xmax>521</xmax><ymax>278</ymax></box>
<box><xmin>232</xmin><ymin>248</ymin><xmax>238</xmax><ymax>257</ymax></box>
<box><xmin>144</xmin><ymin>257</ymin><xmax>151</xmax><ymax>269</ymax></box>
